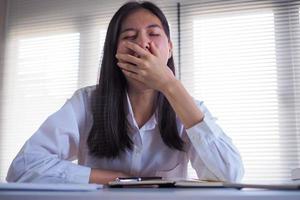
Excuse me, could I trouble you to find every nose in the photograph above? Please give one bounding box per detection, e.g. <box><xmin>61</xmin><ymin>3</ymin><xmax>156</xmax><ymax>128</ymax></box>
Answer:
<box><xmin>136</xmin><ymin>33</ymin><xmax>150</xmax><ymax>51</ymax></box>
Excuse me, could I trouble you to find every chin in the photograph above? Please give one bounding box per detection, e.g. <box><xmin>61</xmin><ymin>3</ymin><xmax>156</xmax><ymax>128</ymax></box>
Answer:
<box><xmin>127</xmin><ymin>78</ymin><xmax>153</xmax><ymax>91</ymax></box>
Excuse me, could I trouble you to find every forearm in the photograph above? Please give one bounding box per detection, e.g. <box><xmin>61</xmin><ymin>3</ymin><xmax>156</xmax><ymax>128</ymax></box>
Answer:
<box><xmin>188</xmin><ymin>125</ymin><xmax>245</xmax><ymax>181</ymax></box>
<box><xmin>161</xmin><ymin>79</ymin><xmax>204</xmax><ymax>129</ymax></box>
<box><xmin>89</xmin><ymin>168</ymin><xmax>129</xmax><ymax>184</ymax></box>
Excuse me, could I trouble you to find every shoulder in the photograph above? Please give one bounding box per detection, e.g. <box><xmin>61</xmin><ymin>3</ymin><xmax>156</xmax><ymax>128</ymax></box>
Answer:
<box><xmin>67</xmin><ymin>85</ymin><xmax>96</xmax><ymax>114</ymax></box>
<box><xmin>69</xmin><ymin>85</ymin><xmax>96</xmax><ymax>104</ymax></box>
<box><xmin>72</xmin><ymin>85</ymin><xmax>96</xmax><ymax>99</ymax></box>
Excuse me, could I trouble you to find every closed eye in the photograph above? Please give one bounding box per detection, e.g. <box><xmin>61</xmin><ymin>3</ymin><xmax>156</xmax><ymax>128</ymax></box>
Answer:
<box><xmin>123</xmin><ymin>35</ymin><xmax>136</xmax><ymax>40</ymax></box>
<box><xmin>149</xmin><ymin>33</ymin><xmax>160</xmax><ymax>37</ymax></box>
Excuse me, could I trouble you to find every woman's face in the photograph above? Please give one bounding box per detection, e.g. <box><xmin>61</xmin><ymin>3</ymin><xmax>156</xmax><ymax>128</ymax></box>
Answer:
<box><xmin>117</xmin><ymin>8</ymin><xmax>172</xmax><ymax>89</ymax></box>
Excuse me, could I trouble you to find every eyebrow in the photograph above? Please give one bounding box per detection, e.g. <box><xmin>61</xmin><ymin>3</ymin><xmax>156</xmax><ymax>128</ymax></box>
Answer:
<box><xmin>121</xmin><ymin>24</ymin><xmax>162</xmax><ymax>33</ymax></box>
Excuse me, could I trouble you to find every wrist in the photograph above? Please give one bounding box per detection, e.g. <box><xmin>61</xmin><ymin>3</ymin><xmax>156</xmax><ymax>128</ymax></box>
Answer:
<box><xmin>160</xmin><ymin>78</ymin><xmax>180</xmax><ymax>96</ymax></box>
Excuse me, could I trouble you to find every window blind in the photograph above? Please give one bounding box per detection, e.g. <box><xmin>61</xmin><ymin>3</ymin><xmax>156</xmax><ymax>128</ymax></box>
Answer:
<box><xmin>1</xmin><ymin>0</ymin><xmax>300</xmax><ymax>183</ymax></box>
<box><xmin>0</xmin><ymin>0</ymin><xmax>178</xmax><ymax>181</ymax></box>
<box><xmin>180</xmin><ymin>0</ymin><xmax>300</xmax><ymax>182</ymax></box>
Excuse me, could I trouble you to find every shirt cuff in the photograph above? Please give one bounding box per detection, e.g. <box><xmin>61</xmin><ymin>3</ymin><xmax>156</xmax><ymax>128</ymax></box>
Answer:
<box><xmin>186</xmin><ymin>115</ymin><xmax>222</xmax><ymax>146</ymax></box>
<box><xmin>66</xmin><ymin>164</ymin><xmax>91</xmax><ymax>184</ymax></box>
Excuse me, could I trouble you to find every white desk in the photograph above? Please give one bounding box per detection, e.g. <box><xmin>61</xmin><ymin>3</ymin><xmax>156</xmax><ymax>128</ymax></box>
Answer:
<box><xmin>0</xmin><ymin>188</ymin><xmax>299</xmax><ymax>200</ymax></box>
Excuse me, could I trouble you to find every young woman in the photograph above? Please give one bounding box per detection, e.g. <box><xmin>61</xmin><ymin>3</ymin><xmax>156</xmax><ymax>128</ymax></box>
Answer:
<box><xmin>6</xmin><ymin>1</ymin><xmax>244</xmax><ymax>184</ymax></box>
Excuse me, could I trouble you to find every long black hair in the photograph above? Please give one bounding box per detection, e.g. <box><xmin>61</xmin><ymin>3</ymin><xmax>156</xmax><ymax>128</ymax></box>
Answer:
<box><xmin>87</xmin><ymin>1</ymin><xmax>184</xmax><ymax>159</ymax></box>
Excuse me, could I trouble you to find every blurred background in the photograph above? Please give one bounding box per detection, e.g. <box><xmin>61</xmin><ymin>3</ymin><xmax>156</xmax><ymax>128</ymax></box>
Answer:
<box><xmin>0</xmin><ymin>0</ymin><xmax>299</xmax><ymax>183</ymax></box>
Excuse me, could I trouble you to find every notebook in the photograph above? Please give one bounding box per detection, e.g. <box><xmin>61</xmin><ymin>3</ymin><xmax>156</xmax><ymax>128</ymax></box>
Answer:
<box><xmin>108</xmin><ymin>177</ymin><xmax>300</xmax><ymax>190</ymax></box>
<box><xmin>108</xmin><ymin>178</ymin><xmax>225</xmax><ymax>188</ymax></box>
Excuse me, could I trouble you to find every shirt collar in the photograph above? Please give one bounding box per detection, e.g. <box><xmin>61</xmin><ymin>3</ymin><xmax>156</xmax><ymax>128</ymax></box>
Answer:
<box><xmin>126</xmin><ymin>92</ymin><xmax>157</xmax><ymax>131</ymax></box>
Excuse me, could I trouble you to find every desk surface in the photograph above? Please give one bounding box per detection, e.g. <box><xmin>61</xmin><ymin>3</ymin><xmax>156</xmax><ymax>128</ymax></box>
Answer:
<box><xmin>0</xmin><ymin>188</ymin><xmax>299</xmax><ymax>200</ymax></box>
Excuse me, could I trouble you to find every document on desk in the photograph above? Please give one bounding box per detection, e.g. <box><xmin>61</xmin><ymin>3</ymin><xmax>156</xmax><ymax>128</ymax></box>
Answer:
<box><xmin>108</xmin><ymin>178</ymin><xmax>226</xmax><ymax>188</ymax></box>
<box><xmin>175</xmin><ymin>179</ymin><xmax>225</xmax><ymax>188</ymax></box>
<box><xmin>0</xmin><ymin>182</ymin><xmax>103</xmax><ymax>191</ymax></box>
<box><xmin>108</xmin><ymin>177</ymin><xmax>300</xmax><ymax>190</ymax></box>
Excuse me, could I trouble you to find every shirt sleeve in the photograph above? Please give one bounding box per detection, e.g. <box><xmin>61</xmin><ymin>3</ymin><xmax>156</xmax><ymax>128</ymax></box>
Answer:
<box><xmin>6</xmin><ymin>89</ymin><xmax>91</xmax><ymax>184</ymax></box>
<box><xmin>186</xmin><ymin>100</ymin><xmax>244</xmax><ymax>182</ymax></box>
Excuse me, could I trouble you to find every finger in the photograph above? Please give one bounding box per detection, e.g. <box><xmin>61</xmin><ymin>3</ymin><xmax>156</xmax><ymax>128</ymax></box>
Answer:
<box><xmin>121</xmin><ymin>69</ymin><xmax>142</xmax><ymax>82</ymax></box>
<box><xmin>116</xmin><ymin>53</ymin><xmax>142</xmax><ymax>65</ymax></box>
<box><xmin>149</xmin><ymin>41</ymin><xmax>160</xmax><ymax>57</ymax></box>
<box><xmin>124</xmin><ymin>41</ymin><xmax>150</xmax><ymax>58</ymax></box>
<box><xmin>117</xmin><ymin>62</ymin><xmax>139</xmax><ymax>74</ymax></box>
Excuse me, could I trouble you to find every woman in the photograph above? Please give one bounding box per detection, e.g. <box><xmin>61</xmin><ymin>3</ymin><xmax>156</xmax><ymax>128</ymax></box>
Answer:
<box><xmin>6</xmin><ymin>1</ymin><xmax>244</xmax><ymax>184</ymax></box>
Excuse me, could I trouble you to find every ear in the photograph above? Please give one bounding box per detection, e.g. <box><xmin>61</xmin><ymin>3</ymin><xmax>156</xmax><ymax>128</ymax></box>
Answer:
<box><xmin>168</xmin><ymin>40</ymin><xmax>173</xmax><ymax>59</ymax></box>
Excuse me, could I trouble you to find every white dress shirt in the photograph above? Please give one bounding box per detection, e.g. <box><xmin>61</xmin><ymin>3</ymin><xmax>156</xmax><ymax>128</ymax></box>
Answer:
<box><xmin>6</xmin><ymin>85</ymin><xmax>244</xmax><ymax>184</ymax></box>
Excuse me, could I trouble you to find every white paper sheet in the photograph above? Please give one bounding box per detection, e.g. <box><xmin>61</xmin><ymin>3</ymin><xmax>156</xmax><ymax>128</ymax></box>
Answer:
<box><xmin>0</xmin><ymin>182</ymin><xmax>102</xmax><ymax>191</ymax></box>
